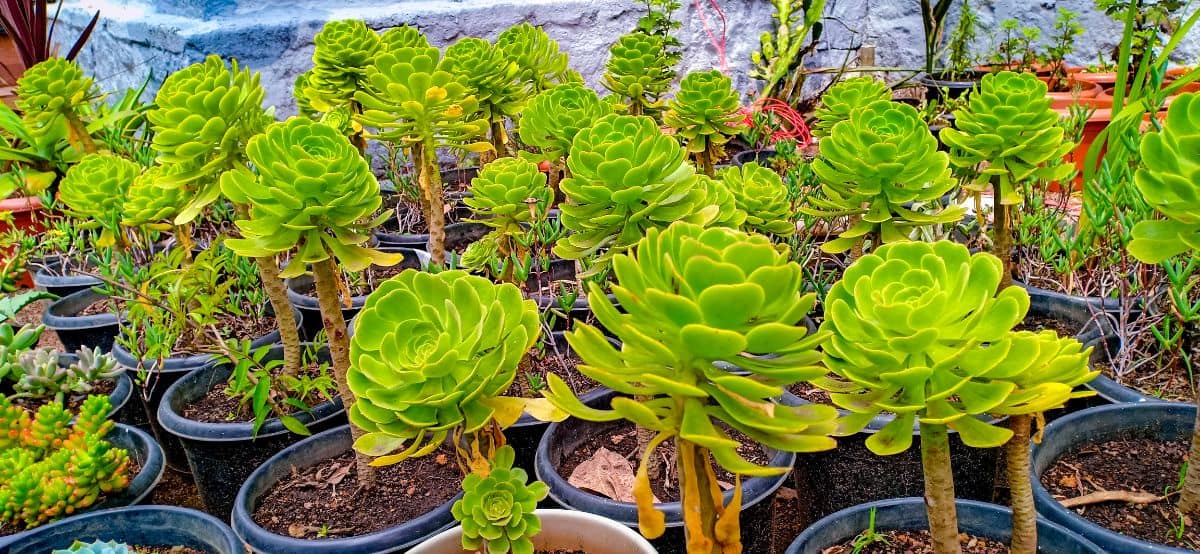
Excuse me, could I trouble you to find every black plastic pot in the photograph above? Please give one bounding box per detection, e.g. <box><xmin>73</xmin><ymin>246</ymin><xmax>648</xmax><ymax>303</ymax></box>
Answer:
<box><xmin>286</xmin><ymin>247</ymin><xmax>428</xmax><ymax>340</ymax></box>
<box><xmin>1022</xmin><ymin>284</ymin><xmax>1129</xmax><ymax>406</ymax></box>
<box><xmin>32</xmin><ymin>256</ymin><xmax>103</xmax><ymax>298</ymax></box>
<box><xmin>0</xmin><ymin>506</ymin><xmax>241</xmax><ymax>554</ymax></box>
<box><xmin>733</xmin><ymin>149</ymin><xmax>776</xmax><ymax>167</ymax></box>
<box><xmin>785</xmin><ymin>497</ymin><xmax>1103</xmax><ymax>554</ymax></box>
<box><xmin>232</xmin><ymin>424</ymin><xmax>462</xmax><ymax>553</ymax></box>
<box><xmin>918</xmin><ymin>70</ymin><xmax>986</xmax><ymax>100</ymax></box>
<box><xmin>374</xmin><ymin>221</ymin><xmax>490</xmax><ymax>252</ymax></box>
<box><xmin>1032</xmin><ymin>402</ymin><xmax>1197</xmax><ymax>553</ymax></box>
<box><xmin>41</xmin><ymin>288</ymin><xmax>122</xmax><ymax>353</ymax></box>
<box><xmin>158</xmin><ymin>343</ymin><xmax>346</xmax><ymax>518</ymax></box>
<box><xmin>535</xmin><ymin>389</ymin><xmax>797</xmax><ymax>554</ymax></box>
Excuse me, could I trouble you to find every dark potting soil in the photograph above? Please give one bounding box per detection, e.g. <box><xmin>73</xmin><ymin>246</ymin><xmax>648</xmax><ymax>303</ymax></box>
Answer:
<box><xmin>787</xmin><ymin>382</ymin><xmax>831</xmax><ymax>405</ymax></box>
<box><xmin>1015</xmin><ymin>314</ymin><xmax>1077</xmax><ymax>337</ymax></box>
<box><xmin>13</xmin><ymin>299</ymin><xmax>63</xmax><ymax>350</ymax></box>
<box><xmin>1041</xmin><ymin>438</ymin><xmax>1200</xmax><ymax>549</ymax></box>
<box><xmin>12</xmin><ymin>378</ymin><xmax>117</xmax><ymax>413</ymax></box>
<box><xmin>251</xmin><ymin>445</ymin><xmax>461</xmax><ymax>540</ymax></box>
<box><xmin>148</xmin><ymin>468</ymin><xmax>205</xmax><ymax>511</ymax></box>
<box><xmin>180</xmin><ymin>360</ymin><xmax>332</xmax><ymax>424</ymax></box>
<box><xmin>298</xmin><ymin>263</ymin><xmax>410</xmax><ymax>299</ymax></box>
<box><xmin>169</xmin><ymin>312</ymin><xmax>277</xmax><ymax>356</ymax></box>
<box><xmin>822</xmin><ymin>530</ymin><xmax>1009</xmax><ymax>554</ymax></box>
<box><xmin>505</xmin><ymin>345</ymin><xmax>596</xmax><ymax>399</ymax></box>
<box><xmin>79</xmin><ymin>296</ymin><xmax>122</xmax><ymax>317</ymax></box>
<box><xmin>558</xmin><ymin>421</ymin><xmax>771</xmax><ymax>503</ymax></box>
<box><xmin>132</xmin><ymin>546</ymin><xmax>205</xmax><ymax>554</ymax></box>
<box><xmin>1098</xmin><ymin>359</ymin><xmax>1197</xmax><ymax>403</ymax></box>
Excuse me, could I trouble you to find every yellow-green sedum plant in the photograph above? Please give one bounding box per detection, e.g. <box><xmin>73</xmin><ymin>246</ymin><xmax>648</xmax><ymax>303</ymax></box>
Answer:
<box><xmin>58</xmin><ymin>153</ymin><xmax>137</xmax><ymax>250</ymax></box>
<box><xmin>811</xmin><ymin>76</ymin><xmax>891</xmax><ymax>138</ymax></box>
<box><xmin>518</xmin><ymin>83</ymin><xmax>612</xmax><ymax>192</ymax></box>
<box><xmin>222</xmin><ymin>117</ymin><xmax>401</xmax><ymax>481</ymax></box>
<box><xmin>356</xmin><ymin>46</ymin><xmax>490</xmax><ymax>266</ymax></box>
<box><xmin>603</xmin><ymin>32</ymin><xmax>673</xmax><ymax>118</ymax></box>
<box><xmin>719</xmin><ymin>162</ymin><xmax>795</xmax><ymax>237</ymax></box>
<box><xmin>495</xmin><ymin>23</ymin><xmax>580</xmax><ymax>96</ymax></box>
<box><xmin>805</xmin><ymin>100</ymin><xmax>960</xmax><ymax>256</ymax></box>
<box><xmin>941</xmin><ymin>71</ymin><xmax>1074</xmax><ymax>287</ymax></box>
<box><xmin>554</xmin><ymin>114</ymin><xmax>714</xmax><ymax>275</ymax></box>
<box><xmin>544</xmin><ymin>221</ymin><xmax>838</xmax><ymax>552</ymax></box>
<box><xmin>16</xmin><ymin>57</ymin><xmax>99</xmax><ymax>154</ymax></box>
<box><xmin>815</xmin><ymin>241</ymin><xmax>1093</xmax><ymax>554</ymax></box>
<box><xmin>443</xmin><ymin>37</ymin><xmax>526</xmax><ymax>162</ymax></box>
<box><xmin>664</xmin><ymin>70</ymin><xmax>744</xmax><ymax>177</ymax></box>
<box><xmin>451</xmin><ymin>445</ymin><xmax>548</xmax><ymax>554</ymax></box>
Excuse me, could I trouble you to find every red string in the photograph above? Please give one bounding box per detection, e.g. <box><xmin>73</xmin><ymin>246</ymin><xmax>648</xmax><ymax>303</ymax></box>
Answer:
<box><xmin>739</xmin><ymin>97</ymin><xmax>812</xmax><ymax>147</ymax></box>
<box><xmin>693</xmin><ymin>0</ymin><xmax>729</xmax><ymax>74</ymax></box>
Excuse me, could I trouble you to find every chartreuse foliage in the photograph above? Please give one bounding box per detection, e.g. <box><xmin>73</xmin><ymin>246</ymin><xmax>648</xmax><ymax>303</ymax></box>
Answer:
<box><xmin>220</xmin><ymin>117</ymin><xmax>400</xmax><ymax>279</ymax></box>
<box><xmin>348</xmin><ymin>270</ymin><xmax>557</xmax><ymax>467</ymax></box>
<box><xmin>16</xmin><ymin>57</ymin><xmax>98</xmax><ymax>152</ymax></box>
<box><xmin>518</xmin><ymin>83</ymin><xmax>612</xmax><ymax>164</ymax></box>
<box><xmin>304</xmin><ymin>19</ymin><xmax>381</xmax><ymax>114</ymax></box>
<box><xmin>815</xmin><ymin>241</ymin><xmax>1093</xmax><ymax>455</ymax></box>
<box><xmin>465</xmin><ymin>157</ymin><xmax>553</xmax><ymax>234</ymax></box>
<box><xmin>555</xmin><ymin>114</ymin><xmax>714</xmax><ymax>273</ymax></box>
<box><xmin>811</xmin><ymin>76</ymin><xmax>891</xmax><ymax>138</ymax></box>
<box><xmin>58</xmin><ymin>153</ymin><xmax>139</xmax><ymax>248</ymax></box>
<box><xmin>697</xmin><ymin>175</ymin><xmax>747</xmax><ymax>230</ymax></box>
<box><xmin>806</xmin><ymin>100</ymin><xmax>960</xmax><ymax>253</ymax></box>
<box><xmin>719</xmin><ymin>162</ymin><xmax>794</xmax><ymax>236</ymax></box>
<box><xmin>0</xmin><ymin>322</ymin><xmax>42</xmax><ymax>382</ymax></box>
<box><xmin>122</xmin><ymin>165</ymin><xmax>187</xmax><ymax>226</ymax></box>
<box><xmin>664</xmin><ymin>70</ymin><xmax>743</xmax><ymax>175</ymax></box>
<box><xmin>1128</xmin><ymin>93</ymin><xmax>1200</xmax><ymax>263</ymax></box>
<box><xmin>495</xmin><ymin>23</ymin><xmax>580</xmax><ymax>95</ymax></box>
<box><xmin>0</xmin><ymin>395</ymin><xmax>131</xmax><ymax>530</ymax></box>
<box><xmin>147</xmin><ymin>55</ymin><xmax>271</xmax><ymax>224</ymax></box>
<box><xmin>380</xmin><ymin>25</ymin><xmax>429</xmax><ymax>51</ymax></box>
<box><xmin>443</xmin><ymin>37</ymin><xmax>525</xmax><ymax>156</ymax></box>
<box><xmin>451</xmin><ymin>445</ymin><xmax>548</xmax><ymax>554</ymax></box>
<box><xmin>544</xmin><ymin>221</ymin><xmax>838</xmax><ymax>551</ymax></box>
<box><xmin>53</xmin><ymin>540</ymin><xmax>132</xmax><ymax>554</ymax></box>
<box><xmin>603</xmin><ymin>32</ymin><xmax>673</xmax><ymax>117</ymax></box>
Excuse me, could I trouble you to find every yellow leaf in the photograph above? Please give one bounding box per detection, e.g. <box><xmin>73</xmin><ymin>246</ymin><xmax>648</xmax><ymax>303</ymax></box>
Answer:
<box><xmin>635</xmin><ymin>431</ymin><xmax>670</xmax><ymax>539</ymax></box>
<box><xmin>480</xmin><ymin>396</ymin><xmax>525</xmax><ymax>428</ymax></box>
<box><xmin>426</xmin><ymin>87</ymin><xmax>448</xmax><ymax>103</ymax></box>
<box><xmin>520</xmin><ymin>397</ymin><xmax>568</xmax><ymax>423</ymax></box>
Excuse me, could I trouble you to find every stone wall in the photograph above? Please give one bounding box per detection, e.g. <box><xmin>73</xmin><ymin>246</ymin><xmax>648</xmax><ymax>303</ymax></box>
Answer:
<box><xmin>55</xmin><ymin>0</ymin><xmax>1199</xmax><ymax>116</ymax></box>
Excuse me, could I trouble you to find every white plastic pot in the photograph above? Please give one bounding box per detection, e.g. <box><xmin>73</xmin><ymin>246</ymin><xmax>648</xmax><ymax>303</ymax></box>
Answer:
<box><xmin>408</xmin><ymin>509</ymin><xmax>657</xmax><ymax>554</ymax></box>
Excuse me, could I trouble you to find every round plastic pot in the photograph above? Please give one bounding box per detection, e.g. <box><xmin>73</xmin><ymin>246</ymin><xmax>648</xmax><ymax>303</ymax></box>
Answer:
<box><xmin>374</xmin><ymin>221</ymin><xmax>490</xmax><ymax>252</ymax></box>
<box><xmin>233</xmin><ymin>424</ymin><xmax>462</xmax><ymax>553</ymax></box>
<box><xmin>1032</xmin><ymin>402</ymin><xmax>1197</xmax><ymax>553</ymax></box>
<box><xmin>52</xmin><ymin>351</ymin><xmax>134</xmax><ymax>421</ymax></box>
<box><xmin>32</xmin><ymin>256</ymin><xmax>103</xmax><ymax>298</ymax></box>
<box><xmin>157</xmin><ymin>343</ymin><xmax>347</xmax><ymax>519</ymax></box>
<box><xmin>918</xmin><ymin>70</ymin><xmax>986</xmax><ymax>100</ymax></box>
<box><xmin>0</xmin><ymin>506</ymin><xmax>241</xmax><ymax>554</ymax></box>
<box><xmin>41</xmin><ymin>288</ymin><xmax>121</xmax><ymax>353</ymax></box>
<box><xmin>535</xmin><ymin>389</ymin><xmax>796</xmax><ymax>554</ymax></box>
<box><xmin>409</xmin><ymin>509</ymin><xmax>657</xmax><ymax>554</ymax></box>
<box><xmin>785</xmin><ymin>497</ymin><xmax>1103</xmax><ymax>554</ymax></box>
<box><xmin>733</xmin><ymin>149</ymin><xmax>776</xmax><ymax>167</ymax></box>
<box><xmin>286</xmin><ymin>247</ymin><xmax>428</xmax><ymax>340</ymax></box>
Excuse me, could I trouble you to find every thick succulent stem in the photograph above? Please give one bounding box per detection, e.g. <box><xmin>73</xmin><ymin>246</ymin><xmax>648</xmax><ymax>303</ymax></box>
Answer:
<box><xmin>920</xmin><ymin>423</ymin><xmax>962</xmax><ymax>554</ymax></box>
<box><xmin>630</xmin><ymin>100</ymin><xmax>644</xmax><ymax>118</ymax></box>
<box><xmin>548</xmin><ymin>159</ymin><xmax>563</xmax><ymax>203</ymax></box>
<box><xmin>255</xmin><ymin>255</ymin><xmax>302</xmax><ymax>377</ymax></box>
<box><xmin>417</xmin><ymin>141</ymin><xmax>447</xmax><ymax>266</ymax></box>
<box><xmin>1006</xmin><ymin>415</ymin><xmax>1037</xmax><ymax>554</ymax></box>
<box><xmin>350</xmin><ymin>101</ymin><xmax>368</xmax><ymax>158</ymax></box>
<box><xmin>993</xmin><ymin>201</ymin><xmax>1014</xmax><ymax>290</ymax></box>
<box><xmin>1177</xmin><ymin>406</ymin><xmax>1200</xmax><ymax>514</ymax></box>
<box><xmin>489</xmin><ymin>119</ymin><xmax>508</xmax><ymax>163</ymax></box>
<box><xmin>676</xmin><ymin>439</ymin><xmax>727</xmax><ymax>554</ymax></box>
<box><xmin>312</xmin><ymin>257</ymin><xmax>375</xmax><ymax>485</ymax></box>
<box><xmin>697</xmin><ymin>144</ymin><xmax>716</xmax><ymax>179</ymax></box>
<box><xmin>64</xmin><ymin>111</ymin><xmax>98</xmax><ymax>154</ymax></box>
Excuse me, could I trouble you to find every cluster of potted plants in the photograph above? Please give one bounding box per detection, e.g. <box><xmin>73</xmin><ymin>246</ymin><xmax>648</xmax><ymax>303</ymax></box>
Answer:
<box><xmin>0</xmin><ymin>0</ymin><xmax>1195</xmax><ymax>552</ymax></box>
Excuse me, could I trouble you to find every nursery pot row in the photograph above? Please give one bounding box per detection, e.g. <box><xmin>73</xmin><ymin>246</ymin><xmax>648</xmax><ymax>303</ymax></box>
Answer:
<box><xmin>1</xmin><ymin>506</ymin><xmax>241</xmax><ymax>554</ymax></box>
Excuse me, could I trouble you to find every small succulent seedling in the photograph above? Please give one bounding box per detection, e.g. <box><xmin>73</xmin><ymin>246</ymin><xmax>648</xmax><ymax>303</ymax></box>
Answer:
<box><xmin>9</xmin><ymin>346</ymin><xmax>123</xmax><ymax>404</ymax></box>
<box><xmin>664</xmin><ymin>70</ymin><xmax>743</xmax><ymax>176</ymax></box>
<box><xmin>451</xmin><ymin>445</ymin><xmax>548</xmax><ymax>554</ymax></box>
<box><xmin>603</xmin><ymin>32</ymin><xmax>673</xmax><ymax>118</ymax></box>
<box><xmin>719</xmin><ymin>162</ymin><xmax>795</xmax><ymax>237</ymax></box>
<box><xmin>811</xmin><ymin>76</ymin><xmax>891</xmax><ymax>138</ymax></box>
<box><xmin>0</xmin><ymin>322</ymin><xmax>43</xmax><ymax>382</ymax></box>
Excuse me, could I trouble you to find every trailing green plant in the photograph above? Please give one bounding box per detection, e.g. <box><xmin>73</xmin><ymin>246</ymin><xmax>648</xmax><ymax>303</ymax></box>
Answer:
<box><xmin>544</xmin><ymin>221</ymin><xmax>839</xmax><ymax>552</ymax></box>
<box><xmin>553</xmin><ymin>114</ymin><xmax>714</xmax><ymax>274</ymax></box>
<box><xmin>0</xmin><ymin>395</ymin><xmax>130</xmax><ymax>530</ymax></box>
<box><xmin>517</xmin><ymin>83</ymin><xmax>611</xmax><ymax>192</ymax></box>
<box><xmin>751</xmin><ymin>0</ymin><xmax>827</xmax><ymax>107</ymax></box>
<box><xmin>443</xmin><ymin>37</ymin><xmax>526</xmax><ymax>161</ymax></box>
<box><xmin>805</xmin><ymin>100</ymin><xmax>960</xmax><ymax>255</ymax></box>
<box><xmin>8</xmin><ymin>346</ymin><xmax>123</xmax><ymax>404</ymax></box>
<box><xmin>52</xmin><ymin>540</ymin><xmax>132</xmax><ymax>554</ymax></box>
<box><xmin>602</xmin><ymin>32</ymin><xmax>673</xmax><ymax>118</ymax></box>
<box><xmin>1045</xmin><ymin>9</ymin><xmax>1084</xmax><ymax>91</ymax></box>
<box><xmin>355</xmin><ymin>45</ymin><xmax>490</xmax><ymax>266</ymax></box>
<box><xmin>719</xmin><ymin>162</ymin><xmax>795</xmax><ymax>236</ymax></box>
<box><xmin>451</xmin><ymin>444</ymin><xmax>548</xmax><ymax>554</ymax></box>
<box><xmin>16</xmin><ymin>57</ymin><xmax>99</xmax><ymax>154</ymax></box>
<box><xmin>58</xmin><ymin>153</ymin><xmax>138</xmax><ymax>250</ymax></box>
<box><xmin>495</xmin><ymin>23</ymin><xmax>580</xmax><ymax>96</ymax></box>
<box><xmin>941</xmin><ymin>0</ymin><xmax>979</xmax><ymax>79</ymax></box>
<box><xmin>664</xmin><ymin>70</ymin><xmax>743</xmax><ymax>177</ymax></box>
<box><xmin>810</xmin><ymin>76</ymin><xmax>890</xmax><ymax>139</ymax></box>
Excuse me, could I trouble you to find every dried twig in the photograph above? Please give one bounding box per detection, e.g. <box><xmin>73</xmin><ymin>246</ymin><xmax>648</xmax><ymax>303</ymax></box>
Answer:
<box><xmin>1060</xmin><ymin>489</ymin><xmax>1174</xmax><ymax>509</ymax></box>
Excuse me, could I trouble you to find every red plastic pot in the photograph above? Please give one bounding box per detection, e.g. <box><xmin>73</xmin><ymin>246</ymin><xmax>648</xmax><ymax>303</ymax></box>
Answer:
<box><xmin>0</xmin><ymin>196</ymin><xmax>45</xmax><ymax>288</ymax></box>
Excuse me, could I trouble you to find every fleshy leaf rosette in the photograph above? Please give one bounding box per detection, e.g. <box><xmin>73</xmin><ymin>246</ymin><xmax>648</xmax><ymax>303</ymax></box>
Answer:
<box><xmin>122</xmin><ymin>165</ymin><xmax>187</xmax><ymax>226</ymax></box>
<box><xmin>806</xmin><ymin>100</ymin><xmax>960</xmax><ymax>252</ymax></box>
<box><xmin>664</xmin><ymin>70</ymin><xmax>743</xmax><ymax>157</ymax></box>
<box><xmin>451</xmin><ymin>445</ymin><xmax>547</xmax><ymax>554</ymax></box>
<box><xmin>554</xmin><ymin>114</ymin><xmax>715</xmax><ymax>270</ymax></box>
<box><xmin>379</xmin><ymin>25</ymin><xmax>430</xmax><ymax>52</ymax></box>
<box><xmin>58</xmin><ymin>153</ymin><xmax>137</xmax><ymax>224</ymax></box>
<box><xmin>443</xmin><ymin>37</ymin><xmax>526</xmax><ymax>123</ymax></box>
<box><xmin>719</xmin><ymin>162</ymin><xmax>795</xmax><ymax>236</ymax></box>
<box><xmin>602</xmin><ymin>32</ymin><xmax>672</xmax><ymax>115</ymax></box>
<box><xmin>815</xmin><ymin>241</ymin><xmax>1095</xmax><ymax>455</ymax></box>
<box><xmin>53</xmin><ymin>540</ymin><xmax>132</xmax><ymax>554</ymax></box>
<box><xmin>496</xmin><ymin>23</ymin><xmax>580</xmax><ymax>94</ymax></box>
<box><xmin>697</xmin><ymin>174</ymin><xmax>748</xmax><ymax>230</ymax></box>
<box><xmin>811</xmin><ymin>77</ymin><xmax>891</xmax><ymax>138</ymax></box>
<box><xmin>220</xmin><ymin>117</ymin><xmax>400</xmax><ymax>278</ymax></box>
<box><xmin>16</xmin><ymin>57</ymin><xmax>96</xmax><ymax>136</ymax></box>
<box><xmin>348</xmin><ymin>271</ymin><xmax>540</xmax><ymax>465</ymax></box>
<box><xmin>518</xmin><ymin>83</ymin><xmax>612</xmax><ymax>162</ymax></box>
<box><xmin>294</xmin><ymin>70</ymin><xmax>316</xmax><ymax>118</ymax></box>
<box><xmin>148</xmin><ymin>55</ymin><xmax>270</xmax><ymax>223</ymax></box>
<box><xmin>941</xmin><ymin>71</ymin><xmax>1074</xmax><ymax>204</ymax></box>
<box><xmin>1128</xmin><ymin>93</ymin><xmax>1200</xmax><ymax>263</ymax></box>
<box><xmin>306</xmin><ymin>19</ymin><xmax>382</xmax><ymax>113</ymax></box>
<box><xmin>465</xmin><ymin>157</ymin><xmax>553</xmax><ymax>232</ymax></box>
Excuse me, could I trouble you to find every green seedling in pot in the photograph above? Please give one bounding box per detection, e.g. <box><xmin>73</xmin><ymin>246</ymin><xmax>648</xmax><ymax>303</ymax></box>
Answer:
<box><xmin>451</xmin><ymin>445</ymin><xmax>548</xmax><ymax>554</ymax></box>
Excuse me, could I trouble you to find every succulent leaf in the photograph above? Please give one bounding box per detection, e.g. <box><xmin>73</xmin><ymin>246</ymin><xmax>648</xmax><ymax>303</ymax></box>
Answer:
<box><xmin>1129</xmin><ymin>93</ymin><xmax>1200</xmax><ymax>263</ymax></box>
<box><xmin>697</xmin><ymin>175</ymin><xmax>748</xmax><ymax>230</ymax></box>
<box><xmin>719</xmin><ymin>162</ymin><xmax>794</xmax><ymax>236</ymax></box>
<box><xmin>811</xmin><ymin>77</ymin><xmax>891</xmax><ymax>138</ymax></box>
<box><xmin>53</xmin><ymin>540</ymin><xmax>132</xmax><ymax>554</ymax></box>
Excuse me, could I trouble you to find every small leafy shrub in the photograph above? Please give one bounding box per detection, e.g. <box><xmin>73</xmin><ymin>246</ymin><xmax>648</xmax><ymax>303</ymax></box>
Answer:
<box><xmin>451</xmin><ymin>445</ymin><xmax>548</xmax><ymax>554</ymax></box>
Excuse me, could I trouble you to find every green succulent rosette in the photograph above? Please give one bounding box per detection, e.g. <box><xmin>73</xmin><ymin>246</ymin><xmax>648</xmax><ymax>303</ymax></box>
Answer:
<box><xmin>379</xmin><ymin>24</ymin><xmax>430</xmax><ymax>52</ymax></box>
<box><xmin>720</xmin><ymin>162</ymin><xmax>795</xmax><ymax>236</ymax></box>
<box><xmin>220</xmin><ymin>117</ymin><xmax>400</xmax><ymax>278</ymax></box>
<box><xmin>348</xmin><ymin>270</ymin><xmax>540</xmax><ymax>465</ymax></box>
<box><xmin>1128</xmin><ymin>93</ymin><xmax>1200</xmax><ymax>263</ymax></box>
<box><xmin>464</xmin><ymin>157</ymin><xmax>552</xmax><ymax>231</ymax></box>
<box><xmin>664</xmin><ymin>70</ymin><xmax>744</xmax><ymax>155</ymax></box>
<box><xmin>294</xmin><ymin>70</ymin><xmax>316</xmax><ymax>118</ymax></box>
<box><xmin>58</xmin><ymin>153</ymin><xmax>137</xmax><ymax>227</ymax></box>
<box><xmin>148</xmin><ymin>55</ymin><xmax>270</xmax><ymax>223</ymax></box>
<box><xmin>811</xmin><ymin>77</ymin><xmax>891</xmax><ymax>138</ymax></box>
<box><xmin>452</xmin><ymin>445</ymin><xmax>548</xmax><ymax>554</ymax></box>
<box><xmin>306</xmin><ymin>19</ymin><xmax>382</xmax><ymax>113</ymax></box>
<box><xmin>806</xmin><ymin>100</ymin><xmax>960</xmax><ymax>252</ymax></box>
<box><xmin>697</xmin><ymin>174</ymin><xmax>747</xmax><ymax>230</ymax></box>
<box><xmin>443</xmin><ymin>37</ymin><xmax>526</xmax><ymax>123</ymax></box>
<box><xmin>941</xmin><ymin>71</ymin><xmax>1074</xmax><ymax>204</ymax></box>
<box><xmin>53</xmin><ymin>540</ymin><xmax>132</xmax><ymax>554</ymax></box>
<box><xmin>518</xmin><ymin>83</ymin><xmax>612</xmax><ymax>162</ymax></box>
<box><xmin>602</xmin><ymin>32</ymin><xmax>672</xmax><ymax>114</ymax></box>
<box><xmin>15</xmin><ymin>57</ymin><xmax>96</xmax><ymax>136</ymax></box>
<box><xmin>122</xmin><ymin>165</ymin><xmax>187</xmax><ymax>226</ymax></box>
<box><xmin>496</xmin><ymin>23</ymin><xmax>580</xmax><ymax>94</ymax></box>
<box><xmin>815</xmin><ymin>240</ymin><xmax>1095</xmax><ymax>455</ymax></box>
<box><xmin>554</xmin><ymin>114</ymin><xmax>714</xmax><ymax>269</ymax></box>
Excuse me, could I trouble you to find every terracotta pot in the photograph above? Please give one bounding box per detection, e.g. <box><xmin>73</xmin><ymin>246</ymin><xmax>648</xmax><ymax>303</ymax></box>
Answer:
<box><xmin>1044</xmin><ymin>78</ymin><xmax>1105</xmax><ymax>109</ymax></box>
<box><xmin>1054</xmin><ymin>105</ymin><xmax>1112</xmax><ymax>192</ymax></box>
<box><xmin>0</xmin><ymin>196</ymin><xmax>46</xmax><ymax>288</ymax></box>
<box><xmin>1070</xmin><ymin>71</ymin><xmax>1119</xmax><ymax>88</ymax></box>
<box><xmin>1166</xmin><ymin>66</ymin><xmax>1194</xmax><ymax>79</ymax></box>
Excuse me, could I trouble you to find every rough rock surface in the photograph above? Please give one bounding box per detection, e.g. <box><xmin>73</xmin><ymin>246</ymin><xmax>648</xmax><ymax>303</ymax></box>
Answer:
<box><xmin>55</xmin><ymin>0</ymin><xmax>1199</xmax><ymax>116</ymax></box>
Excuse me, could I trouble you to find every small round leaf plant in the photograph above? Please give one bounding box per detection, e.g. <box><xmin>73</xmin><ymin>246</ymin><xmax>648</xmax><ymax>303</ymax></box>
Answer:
<box><xmin>814</xmin><ymin>240</ymin><xmax>1094</xmax><ymax>554</ymax></box>
<box><xmin>664</xmin><ymin>70</ymin><xmax>744</xmax><ymax>177</ymax></box>
<box><xmin>811</xmin><ymin>76</ymin><xmax>891</xmax><ymax>139</ymax></box>
<box><xmin>603</xmin><ymin>32</ymin><xmax>673</xmax><ymax>118</ymax></box>
<box><xmin>544</xmin><ymin>221</ymin><xmax>839</xmax><ymax>552</ymax></box>
<box><xmin>805</xmin><ymin>99</ymin><xmax>961</xmax><ymax>256</ymax></box>
<box><xmin>1127</xmin><ymin>92</ymin><xmax>1200</xmax><ymax>518</ymax></box>
<box><xmin>16</xmin><ymin>57</ymin><xmax>99</xmax><ymax>154</ymax></box>
<box><xmin>718</xmin><ymin>161</ymin><xmax>795</xmax><ymax>237</ymax></box>
<box><xmin>451</xmin><ymin>445</ymin><xmax>548</xmax><ymax>554</ymax></box>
